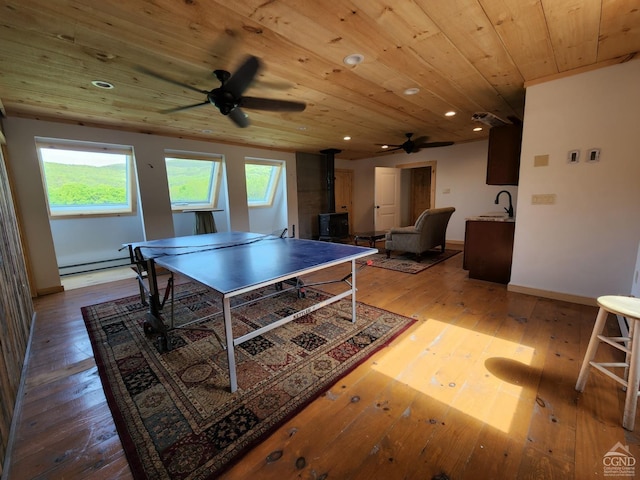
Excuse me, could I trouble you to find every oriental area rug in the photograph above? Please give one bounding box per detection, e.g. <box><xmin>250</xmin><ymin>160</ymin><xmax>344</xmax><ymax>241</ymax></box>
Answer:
<box><xmin>359</xmin><ymin>249</ymin><xmax>460</xmax><ymax>274</ymax></box>
<box><xmin>82</xmin><ymin>282</ymin><xmax>415</xmax><ymax>479</ymax></box>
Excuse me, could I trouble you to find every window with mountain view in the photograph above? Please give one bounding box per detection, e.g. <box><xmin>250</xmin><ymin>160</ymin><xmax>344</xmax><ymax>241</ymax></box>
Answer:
<box><xmin>245</xmin><ymin>159</ymin><xmax>283</xmax><ymax>207</ymax></box>
<box><xmin>165</xmin><ymin>152</ymin><xmax>222</xmax><ymax>211</ymax></box>
<box><xmin>36</xmin><ymin>139</ymin><xmax>135</xmax><ymax>217</ymax></box>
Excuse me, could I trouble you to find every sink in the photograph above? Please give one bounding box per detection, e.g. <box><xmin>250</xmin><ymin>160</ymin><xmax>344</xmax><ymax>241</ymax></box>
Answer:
<box><xmin>468</xmin><ymin>212</ymin><xmax>515</xmax><ymax>222</ymax></box>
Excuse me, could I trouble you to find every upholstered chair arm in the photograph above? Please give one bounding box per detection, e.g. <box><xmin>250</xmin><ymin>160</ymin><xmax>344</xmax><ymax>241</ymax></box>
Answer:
<box><xmin>388</xmin><ymin>226</ymin><xmax>419</xmax><ymax>235</ymax></box>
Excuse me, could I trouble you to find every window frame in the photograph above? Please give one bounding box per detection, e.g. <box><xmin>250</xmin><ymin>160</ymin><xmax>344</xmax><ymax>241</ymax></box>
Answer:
<box><xmin>164</xmin><ymin>150</ymin><xmax>223</xmax><ymax>212</ymax></box>
<box><xmin>35</xmin><ymin>138</ymin><xmax>136</xmax><ymax>219</ymax></box>
<box><xmin>244</xmin><ymin>158</ymin><xmax>283</xmax><ymax>208</ymax></box>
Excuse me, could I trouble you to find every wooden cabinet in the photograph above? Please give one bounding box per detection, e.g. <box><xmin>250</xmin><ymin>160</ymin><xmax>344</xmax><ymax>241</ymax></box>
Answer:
<box><xmin>486</xmin><ymin>124</ymin><xmax>522</xmax><ymax>185</ymax></box>
<box><xmin>463</xmin><ymin>220</ymin><xmax>515</xmax><ymax>284</ymax></box>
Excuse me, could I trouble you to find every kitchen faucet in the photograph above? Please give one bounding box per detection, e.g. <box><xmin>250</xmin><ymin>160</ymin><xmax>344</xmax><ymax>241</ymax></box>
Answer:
<box><xmin>495</xmin><ymin>190</ymin><xmax>514</xmax><ymax>218</ymax></box>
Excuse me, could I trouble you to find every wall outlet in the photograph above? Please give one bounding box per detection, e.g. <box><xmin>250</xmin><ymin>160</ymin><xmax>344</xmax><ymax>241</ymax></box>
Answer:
<box><xmin>587</xmin><ymin>148</ymin><xmax>600</xmax><ymax>162</ymax></box>
<box><xmin>568</xmin><ymin>150</ymin><xmax>579</xmax><ymax>163</ymax></box>
<box><xmin>532</xmin><ymin>194</ymin><xmax>556</xmax><ymax>205</ymax></box>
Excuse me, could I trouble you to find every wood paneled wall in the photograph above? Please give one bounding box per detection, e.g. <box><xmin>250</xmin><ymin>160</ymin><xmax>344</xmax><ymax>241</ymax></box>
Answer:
<box><xmin>295</xmin><ymin>152</ymin><xmax>328</xmax><ymax>240</ymax></box>
<box><xmin>0</xmin><ymin>130</ymin><xmax>34</xmax><ymax>474</ymax></box>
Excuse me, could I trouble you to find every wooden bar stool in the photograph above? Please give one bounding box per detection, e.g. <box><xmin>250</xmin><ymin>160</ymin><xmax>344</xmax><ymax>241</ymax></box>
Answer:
<box><xmin>576</xmin><ymin>295</ymin><xmax>640</xmax><ymax>430</ymax></box>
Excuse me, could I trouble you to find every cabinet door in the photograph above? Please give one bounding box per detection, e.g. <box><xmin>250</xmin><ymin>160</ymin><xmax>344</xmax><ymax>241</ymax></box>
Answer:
<box><xmin>486</xmin><ymin>125</ymin><xmax>522</xmax><ymax>185</ymax></box>
<box><xmin>464</xmin><ymin>221</ymin><xmax>515</xmax><ymax>284</ymax></box>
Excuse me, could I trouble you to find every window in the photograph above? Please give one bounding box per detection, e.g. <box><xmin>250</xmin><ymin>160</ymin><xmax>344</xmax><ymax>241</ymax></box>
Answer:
<box><xmin>36</xmin><ymin>139</ymin><xmax>135</xmax><ymax>217</ymax></box>
<box><xmin>165</xmin><ymin>151</ymin><xmax>222</xmax><ymax>211</ymax></box>
<box><xmin>245</xmin><ymin>159</ymin><xmax>283</xmax><ymax>207</ymax></box>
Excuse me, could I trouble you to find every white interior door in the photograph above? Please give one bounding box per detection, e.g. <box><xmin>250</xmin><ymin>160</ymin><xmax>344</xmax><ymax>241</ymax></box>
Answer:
<box><xmin>374</xmin><ymin>167</ymin><xmax>401</xmax><ymax>231</ymax></box>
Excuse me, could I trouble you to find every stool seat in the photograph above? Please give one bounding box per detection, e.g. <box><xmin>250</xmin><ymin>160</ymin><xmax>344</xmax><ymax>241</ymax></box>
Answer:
<box><xmin>576</xmin><ymin>295</ymin><xmax>640</xmax><ymax>430</ymax></box>
<box><xmin>597</xmin><ymin>295</ymin><xmax>640</xmax><ymax>319</ymax></box>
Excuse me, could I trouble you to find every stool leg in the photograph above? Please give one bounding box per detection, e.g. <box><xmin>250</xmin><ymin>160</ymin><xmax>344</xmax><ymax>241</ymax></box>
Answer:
<box><xmin>576</xmin><ymin>307</ymin><xmax>609</xmax><ymax>392</ymax></box>
<box><xmin>623</xmin><ymin>318</ymin><xmax>634</xmax><ymax>391</ymax></box>
<box><xmin>622</xmin><ymin>320</ymin><xmax>640</xmax><ymax>430</ymax></box>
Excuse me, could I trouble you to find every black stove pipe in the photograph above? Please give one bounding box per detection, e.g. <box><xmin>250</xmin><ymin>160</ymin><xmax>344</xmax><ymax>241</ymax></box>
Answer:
<box><xmin>320</xmin><ymin>148</ymin><xmax>341</xmax><ymax>213</ymax></box>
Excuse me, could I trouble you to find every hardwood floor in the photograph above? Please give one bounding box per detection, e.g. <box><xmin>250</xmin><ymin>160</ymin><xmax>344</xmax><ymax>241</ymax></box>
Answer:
<box><xmin>5</xmin><ymin>253</ymin><xmax>640</xmax><ymax>479</ymax></box>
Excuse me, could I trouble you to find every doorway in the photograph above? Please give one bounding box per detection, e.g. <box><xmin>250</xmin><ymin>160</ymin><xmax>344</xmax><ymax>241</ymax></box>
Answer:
<box><xmin>410</xmin><ymin>166</ymin><xmax>432</xmax><ymax>224</ymax></box>
<box><xmin>374</xmin><ymin>161</ymin><xmax>437</xmax><ymax>229</ymax></box>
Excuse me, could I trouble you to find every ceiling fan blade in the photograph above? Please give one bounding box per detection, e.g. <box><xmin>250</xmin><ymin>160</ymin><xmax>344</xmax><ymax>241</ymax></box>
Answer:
<box><xmin>379</xmin><ymin>146</ymin><xmax>403</xmax><ymax>153</ymax></box>
<box><xmin>418</xmin><ymin>141</ymin><xmax>455</xmax><ymax>148</ymax></box>
<box><xmin>225</xmin><ymin>55</ymin><xmax>261</xmax><ymax>97</ymax></box>
<box><xmin>240</xmin><ymin>96</ymin><xmax>306</xmax><ymax>112</ymax></box>
<box><xmin>412</xmin><ymin>136</ymin><xmax>429</xmax><ymax>146</ymax></box>
<box><xmin>160</xmin><ymin>101</ymin><xmax>210</xmax><ymax>114</ymax></box>
<box><xmin>136</xmin><ymin>66</ymin><xmax>208</xmax><ymax>95</ymax></box>
<box><xmin>228</xmin><ymin>107</ymin><xmax>250</xmax><ymax>128</ymax></box>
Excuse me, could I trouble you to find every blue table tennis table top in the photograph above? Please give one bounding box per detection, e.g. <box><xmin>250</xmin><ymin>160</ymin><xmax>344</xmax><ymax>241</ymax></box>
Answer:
<box><xmin>130</xmin><ymin>232</ymin><xmax>376</xmax><ymax>295</ymax></box>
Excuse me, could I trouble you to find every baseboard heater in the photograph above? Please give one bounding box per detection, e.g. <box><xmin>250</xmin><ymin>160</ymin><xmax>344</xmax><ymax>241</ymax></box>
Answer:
<box><xmin>59</xmin><ymin>256</ymin><xmax>131</xmax><ymax>276</ymax></box>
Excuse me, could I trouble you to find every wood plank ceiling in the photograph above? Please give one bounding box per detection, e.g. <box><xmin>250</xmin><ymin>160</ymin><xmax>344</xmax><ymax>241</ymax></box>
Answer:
<box><xmin>0</xmin><ymin>0</ymin><xmax>639</xmax><ymax>159</ymax></box>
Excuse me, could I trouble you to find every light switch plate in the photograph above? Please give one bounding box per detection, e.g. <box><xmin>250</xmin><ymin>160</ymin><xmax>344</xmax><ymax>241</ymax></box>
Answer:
<box><xmin>534</xmin><ymin>154</ymin><xmax>549</xmax><ymax>167</ymax></box>
<box><xmin>532</xmin><ymin>194</ymin><xmax>556</xmax><ymax>205</ymax></box>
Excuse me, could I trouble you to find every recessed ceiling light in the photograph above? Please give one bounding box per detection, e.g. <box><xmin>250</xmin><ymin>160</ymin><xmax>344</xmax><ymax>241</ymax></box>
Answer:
<box><xmin>343</xmin><ymin>54</ymin><xmax>364</xmax><ymax>65</ymax></box>
<box><xmin>445</xmin><ymin>111</ymin><xmax>456</xmax><ymax>117</ymax></box>
<box><xmin>91</xmin><ymin>80</ymin><xmax>114</xmax><ymax>89</ymax></box>
<box><xmin>473</xmin><ymin>127</ymin><xmax>483</xmax><ymax>132</ymax></box>
<box><xmin>343</xmin><ymin>136</ymin><xmax>351</xmax><ymax>141</ymax></box>
<box><xmin>403</xmin><ymin>87</ymin><xmax>420</xmax><ymax>96</ymax></box>
<box><xmin>201</xmin><ymin>129</ymin><xmax>212</xmax><ymax>134</ymax></box>
<box><xmin>381</xmin><ymin>145</ymin><xmax>389</xmax><ymax>149</ymax></box>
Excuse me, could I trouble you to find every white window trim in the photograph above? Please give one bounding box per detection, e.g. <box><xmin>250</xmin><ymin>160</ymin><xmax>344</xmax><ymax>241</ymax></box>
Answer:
<box><xmin>245</xmin><ymin>158</ymin><xmax>283</xmax><ymax>208</ymax></box>
<box><xmin>164</xmin><ymin>150</ymin><xmax>223</xmax><ymax>212</ymax></box>
<box><xmin>35</xmin><ymin>138</ymin><xmax>136</xmax><ymax>218</ymax></box>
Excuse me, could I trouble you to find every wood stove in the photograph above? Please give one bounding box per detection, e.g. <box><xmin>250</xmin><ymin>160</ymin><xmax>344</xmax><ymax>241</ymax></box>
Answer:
<box><xmin>318</xmin><ymin>212</ymin><xmax>349</xmax><ymax>241</ymax></box>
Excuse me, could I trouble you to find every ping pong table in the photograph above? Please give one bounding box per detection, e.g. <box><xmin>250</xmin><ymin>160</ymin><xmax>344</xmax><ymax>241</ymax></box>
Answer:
<box><xmin>126</xmin><ymin>231</ymin><xmax>376</xmax><ymax>392</ymax></box>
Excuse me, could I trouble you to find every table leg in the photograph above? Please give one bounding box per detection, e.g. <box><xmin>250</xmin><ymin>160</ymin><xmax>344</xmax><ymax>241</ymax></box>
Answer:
<box><xmin>223</xmin><ymin>296</ymin><xmax>238</xmax><ymax>392</ymax></box>
<box><xmin>351</xmin><ymin>259</ymin><xmax>357</xmax><ymax>323</ymax></box>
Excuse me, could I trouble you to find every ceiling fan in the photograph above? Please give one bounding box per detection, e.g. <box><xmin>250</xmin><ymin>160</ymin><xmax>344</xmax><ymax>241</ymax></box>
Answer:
<box><xmin>378</xmin><ymin>133</ymin><xmax>454</xmax><ymax>154</ymax></box>
<box><xmin>139</xmin><ymin>55</ymin><xmax>306</xmax><ymax>128</ymax></box>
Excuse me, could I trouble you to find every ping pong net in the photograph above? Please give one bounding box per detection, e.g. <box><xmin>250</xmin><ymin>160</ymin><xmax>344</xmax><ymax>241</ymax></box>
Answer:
<box><xmin>132</xmin><ymin>233</ymin><xmax>278</xmax><ymax>262</ymax></box>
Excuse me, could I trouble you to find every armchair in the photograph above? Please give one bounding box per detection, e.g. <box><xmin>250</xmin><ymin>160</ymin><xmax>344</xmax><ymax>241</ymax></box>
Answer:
<box><xmin>385</xmin><ymin>207</ymin><xmax>455</xmax><ymax>262</ymax></box>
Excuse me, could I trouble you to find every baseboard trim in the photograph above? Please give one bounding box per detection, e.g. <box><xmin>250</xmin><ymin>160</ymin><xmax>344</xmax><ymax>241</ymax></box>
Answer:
<box><xmin>36</xmin><ymin>285</ymin><xmax>64</xmax><ymax>296</ymax></box>
<box><xmin>508</xmin><ymin>284</ymin><xmax>597</xmax><ymax>307</ymax></box>
<box><xmin>446</xmin><ymin>240</ymin><xmax>464</xmax><ymax>251</ymax></box>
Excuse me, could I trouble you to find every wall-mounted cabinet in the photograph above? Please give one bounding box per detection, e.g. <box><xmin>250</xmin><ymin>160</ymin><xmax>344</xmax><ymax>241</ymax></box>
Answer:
<box><xmin>486</xmin><ymin>124</ymin><xmax>522</xmax><ymax>185</ymax></box>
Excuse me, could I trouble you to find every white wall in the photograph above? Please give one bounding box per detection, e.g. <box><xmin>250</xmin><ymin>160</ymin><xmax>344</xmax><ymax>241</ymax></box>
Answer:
<box><xmin>4</xmin><ymin>118</ymin><xmax>298</xmax><ymax>293</ymax></box>
<box><xmin>336</xmin><ymin>140</ymin><xmax>518</xmax><ymax>242</ymax></box>
<box><xmin>511</xmin><ymin>60</ymin><xmax>640</xmax><ymax>300</ymax></box>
